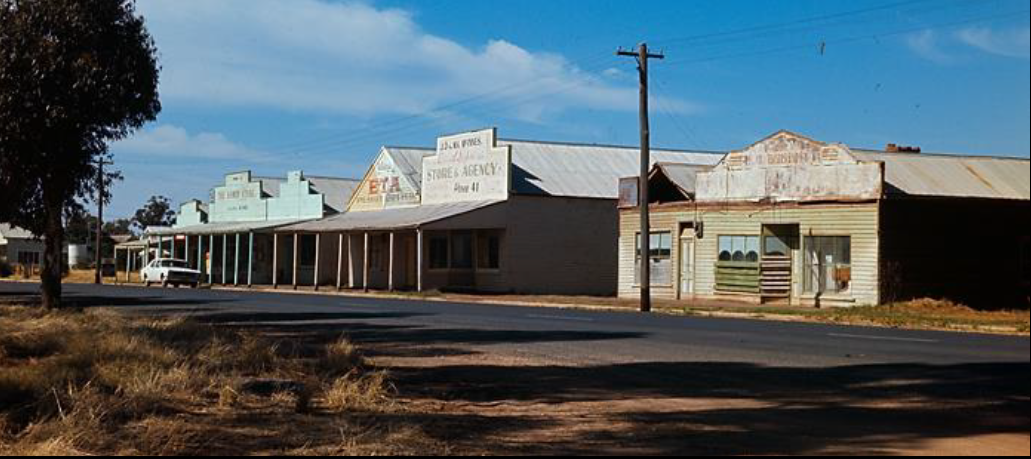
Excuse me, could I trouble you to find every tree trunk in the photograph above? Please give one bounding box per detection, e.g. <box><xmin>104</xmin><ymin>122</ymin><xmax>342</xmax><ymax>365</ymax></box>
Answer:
<box><xmin>41</xmin><ymin>200</ymin><xmax>65</xmax><ymax>310</ymax></box>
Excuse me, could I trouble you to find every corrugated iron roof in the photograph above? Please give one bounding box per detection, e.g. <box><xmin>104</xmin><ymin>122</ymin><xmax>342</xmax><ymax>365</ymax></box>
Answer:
<box><xmin>0</xmin><ymin>224</ymin><xmax>37</xmax><ymax>240</ymax></box>
<box><xmin>384</xmin><ymin>147</ymin><xmax>434</xmax><ymax>189</ymax></box>
<box><xmin>279</xmin><ymin>200</ymin><xmax>503</xmax><ymax>233</ymax></box>
<box><xmin>255</xmin><ymin>177</ymin><xmax>283</xmax><ymax>198</ymax></box>
<box><xmin>308</xmin><ymin>176</ymin><xmax>361</xmax><ymax>213</ymax></box>
<box><xmin>147</xmin><ymin>219</ymin><xmax>306</xmax><ymax>236</ymax></box>
<box><xmin>853</xmin><ymin>150</ymin><xmax>1030</xmax><ymax>201</ymax></box>
<box><xmin>377</xmin><ymin>140</ymin><xmax>723</xmax><ymax>201</ymax></box>
<box><xmin>502</xmin><ymin>139</ymin><xmax>725</xmax><ymax>199</ymax></box>
<box><xmin>653</xmin><ymin>163</ymin><xmax>713</xmax><ymax>196</ymax></box>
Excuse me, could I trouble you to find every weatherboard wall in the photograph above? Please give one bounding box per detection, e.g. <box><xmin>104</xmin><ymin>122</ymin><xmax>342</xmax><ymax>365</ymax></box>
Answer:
<box><xmin>619</xmin><ymin>203</ymin><xmax>881</xmax><ymax>307</ymax></box>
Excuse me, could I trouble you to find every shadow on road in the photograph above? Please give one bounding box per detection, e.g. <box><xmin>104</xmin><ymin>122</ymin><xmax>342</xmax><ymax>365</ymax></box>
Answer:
<box><xmin>392</xmin><ymin>360</ymin><xmax>1029</xmax><ymax>455</ymax></box>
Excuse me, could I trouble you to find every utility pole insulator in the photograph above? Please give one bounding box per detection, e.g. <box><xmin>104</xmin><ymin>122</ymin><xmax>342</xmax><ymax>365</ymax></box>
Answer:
<box><xmin>617</xmin><ymin>43</ymin><xmax>664</xmax><ymax>314</ymax></box>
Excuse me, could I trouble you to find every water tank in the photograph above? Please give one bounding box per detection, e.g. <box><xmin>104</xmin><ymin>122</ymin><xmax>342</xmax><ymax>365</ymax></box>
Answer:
<box><xmin>67</xmin><ymin>244</ymin><xmax>91</xmax><ymax>269</ymax></box>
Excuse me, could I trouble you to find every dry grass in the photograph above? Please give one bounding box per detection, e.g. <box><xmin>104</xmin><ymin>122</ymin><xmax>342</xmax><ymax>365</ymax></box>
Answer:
<box><xmin>686</xmin><ymin>298</ymin><xmax>1030</xmax><ymax>334</ymax></box>
<box><xmin>0</xmin><ymin>305</ymin><xmax>445</xmax><ymax>456</ymax></box>
<box><xmin>813</xmin><ymin>299</ymin><xmax>1030</xmax><ymax>332</ymax></box>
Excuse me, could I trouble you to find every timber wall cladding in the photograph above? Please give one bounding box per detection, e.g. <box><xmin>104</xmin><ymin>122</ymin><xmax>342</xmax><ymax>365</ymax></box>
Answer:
<box><xmin>620</xmin><ymin>203</ymin><xmax>880</xmax><ymax>306</ymax></box>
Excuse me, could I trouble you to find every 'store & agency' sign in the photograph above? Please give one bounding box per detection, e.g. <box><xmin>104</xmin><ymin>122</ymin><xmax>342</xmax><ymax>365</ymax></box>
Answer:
<box><xmin>422</xmin><ymin>129</ymin><xmax>511</xmax><ymax>205</ymax></box>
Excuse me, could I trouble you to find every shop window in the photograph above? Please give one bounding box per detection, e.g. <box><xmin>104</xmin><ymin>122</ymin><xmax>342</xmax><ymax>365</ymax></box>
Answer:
<box><xmin>718</xmin><ymin>236</ymin><xmax>760</xmax><ymax>263</ymax></box>
<box><xmin>804</xmin><ymin>236</ymin><xmax>852</xmax><ymax>295</ymax></box>
<box><xmin>429</xmin><ymin>236</ymin><xmax>449</xmax><ymax>270</ymax></box>
<box><xmin>477</xmin><ymin>231</ymin><xmax>502</xmax><ymax>271</ymax></box>
<box><xmin>451</xmin><ymin>232</ymin><xmax>474</xmax><ymax>270</ymax></box>
<box><xmin>635</xmin><ymin>232</ymin><xmax>673</xmax><ymax>286</ymax></box>
<box><xmin>764</xmin><ymin>234</ymin><xmax>798</xmax><ymax>257</ymax></box>
<box><xmin>299</xmin><ymin>235</ymin><xmax>317</xmax><ymax>267</ymax></box>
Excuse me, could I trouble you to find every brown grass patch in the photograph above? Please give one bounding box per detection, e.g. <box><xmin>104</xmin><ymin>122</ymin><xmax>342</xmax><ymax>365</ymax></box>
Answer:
<box><xmin>813</xmin><ymin>299</ymin><xmax>1030</xmax><ymax>333</ymax></box>
<box><xmin>0</xmin><ymin>305</ymin><xmax>445</xmax><ymax>455</ymax></box>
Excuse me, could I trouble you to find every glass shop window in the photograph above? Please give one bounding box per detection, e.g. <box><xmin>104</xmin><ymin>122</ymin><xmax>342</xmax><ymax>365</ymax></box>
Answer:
<box><xmin>477</xmin><ymin>231</ymin><xmax>502</xmax><ymax>271</ymax></box>
<box><xmin>764</xmin><ymin>235</ymin><xmax>794</xmax><ymax>257</ymax></box>
<box><xmin>718</xmin><ymin>236</ymin><xmax>761</xmax><ymax>263</ymax></box>
<box><xmin>429</xmin><ymin>236</ymin><xmax>449</xmax><ymax>270</ymax></box>
<box><xmin>804</xmin><ymin>236</ymin><xmax>852</xmax><ymax>295</ymax></box>
<box><xmin>636</xmin><ymin>232</ymin><xmax>673</xmax><ymax>285</ymax></box>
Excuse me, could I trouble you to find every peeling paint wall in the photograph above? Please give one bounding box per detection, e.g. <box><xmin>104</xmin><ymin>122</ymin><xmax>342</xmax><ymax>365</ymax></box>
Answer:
<box><xmin>697</xmin><ymin>131</ymin><xmax>883</xmax><ymax>203</ymax></box>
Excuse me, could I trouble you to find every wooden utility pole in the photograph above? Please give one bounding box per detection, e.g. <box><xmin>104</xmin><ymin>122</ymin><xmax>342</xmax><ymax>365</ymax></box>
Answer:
<box><xmin>617</xmin><ymin>43</ymin><xmax>664</xmax><ymax>313</ymax></box>
<box><xmin>94</xmin><ymin>160</ymin><xmax>110</xmax><ymax>285</ymax></box>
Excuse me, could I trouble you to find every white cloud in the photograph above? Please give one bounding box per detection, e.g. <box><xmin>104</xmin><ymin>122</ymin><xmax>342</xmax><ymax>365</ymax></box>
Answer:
<box><xmin>136</xmin><ymin>0</ymin><xmax>671</xmax><ymax>120</ymax></box>
<box><xmin>107</xmin><ymin>124</ymin><xmax>371</xmax><ymax>217</ymax></box>
<box><xmin>112</xmin><ymin>125</ymin><xmax>273</xmax><ymax>163</ymax></box>
<box><xmin>905</xmin><ymin>30</ymin><xmax>955</xmax><ymax>64</ymax></box>
<box><xmin>956</xmin><ymin>26</ymin><xmax>1030</xmax><ymax>59</ymax></box>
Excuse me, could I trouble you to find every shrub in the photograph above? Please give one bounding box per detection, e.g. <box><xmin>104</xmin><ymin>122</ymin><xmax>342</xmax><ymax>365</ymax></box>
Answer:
<box><xmin>323</xmin><ymin>337</ymin><xmax>363</xmax><ymax>377</ymax></box>
<box><xmin>323</xmin><ymin>371</ymin><xmax>392</xmax><ymax>413</ymax></box>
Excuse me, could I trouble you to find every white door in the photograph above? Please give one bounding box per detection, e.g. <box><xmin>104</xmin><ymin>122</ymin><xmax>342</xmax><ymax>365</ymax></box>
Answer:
<box><xmin>680</xmin><ymin>239</ymin><xmax>693</xmax><ymax>298</ymax></box>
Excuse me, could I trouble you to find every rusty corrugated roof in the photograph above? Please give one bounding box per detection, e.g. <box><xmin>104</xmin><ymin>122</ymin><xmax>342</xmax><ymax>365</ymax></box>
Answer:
<box><xmin>853</xmin><ymin>150</ymin><xmax>1029</xmax><ymax>201</ymax></box>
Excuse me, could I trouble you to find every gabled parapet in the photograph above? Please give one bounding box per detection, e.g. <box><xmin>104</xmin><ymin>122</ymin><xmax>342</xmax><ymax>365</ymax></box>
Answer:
<box><xmin>175</xmin><ymin>200</ymin><xmax>208</xmax><ymax>227</ymax></box>
<box><xmin>267</xmin><ymin>171</ymin><xmax>327</xmax><ymax>221</ymax></box>
<box><xmin>696</xmin><ymin>131</ymin><xmax>884</xmax><ymax>203</ymax></box>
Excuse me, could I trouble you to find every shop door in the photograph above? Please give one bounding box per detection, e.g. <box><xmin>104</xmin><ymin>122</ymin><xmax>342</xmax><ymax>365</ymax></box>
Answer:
<box><xmin>679</xmin><ymin>237</ymin><xmax>694</xmax><ymax>299</ymax></box>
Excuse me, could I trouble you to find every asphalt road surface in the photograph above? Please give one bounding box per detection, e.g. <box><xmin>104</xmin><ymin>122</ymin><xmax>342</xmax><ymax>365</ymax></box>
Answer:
<box><xmin>2</xmin><ymin>282</ymin><xmax>1027</xmax><ymax>367</ymax></box>
<box><xmin>3</xmin><ymin>282</ymin><xmax>1028</xmax><ymax>455</ymax></box>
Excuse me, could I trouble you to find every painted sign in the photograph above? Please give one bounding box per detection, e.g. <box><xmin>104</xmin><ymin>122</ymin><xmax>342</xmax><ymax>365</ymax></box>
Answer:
<box><xmin>422</xmin><ymin>129</ymin><xmax>511</xmax><ymax>205</ymax></box>
<box><xmin>349</xmin><ymin>151</ymin><xmax>421</xmax><ymax>212</ymax></box>
<box><xmin>209</xmin><ymin>172</ymin><xmax>268</xmax><ymax>222</ymax></box>
<box><xmin>697</xmin><ymin>131</ymin><xmax>884</xmax><ymax>203</ymax></box>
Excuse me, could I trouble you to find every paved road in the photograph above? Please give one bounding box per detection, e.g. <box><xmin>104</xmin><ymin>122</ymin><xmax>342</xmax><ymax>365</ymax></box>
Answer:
<box><xmin>2</xmin><ymin>281</ymin><xmax>1026</xmax><ymax>367</ymax></box>
<box><xmin>4</xmin><ymin>281</ymin><xmax>1028</xmax><ymax>455</ymax></box>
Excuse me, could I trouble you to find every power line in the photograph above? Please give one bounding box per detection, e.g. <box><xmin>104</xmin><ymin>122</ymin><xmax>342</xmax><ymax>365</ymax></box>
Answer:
<box><xmin>267</xmin><ymin>55</ymin><xmax>626</xmax><ymax>157</ymax></box>
<box><xmin>652</xmin><ymin>0</ymin><xmax>937</xmax><ymax>47</ymax></box>
<box><xmin>259</xmin><ymin>51</ymin><xmax>618</xmax><ymax>154</ymax></box>
<box><xmin>654</xmin><ymin>0</ymin><xmax>995</xmax><ymax>54</ymax></box>
<box><xmin>255</xmin><ymin>1</ymin><xmax>1025</xmax><ymax>160</ymax></box>
<box><xmin>651</xmin><ymin>78</ymin><xmax>710</xmax><ymax>151</ymax></box>
<box><xmin>663</xmin><ymin>8</ymin><xmax>1030</xmax><ymax>67</ymax></box>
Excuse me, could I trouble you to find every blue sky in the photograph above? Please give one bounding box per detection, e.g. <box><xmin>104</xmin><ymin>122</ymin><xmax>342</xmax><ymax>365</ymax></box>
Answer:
<box><xmin>107</xmin><ymin>0</ymin><xmax>1031</xmax><ymax>217</ymax></box>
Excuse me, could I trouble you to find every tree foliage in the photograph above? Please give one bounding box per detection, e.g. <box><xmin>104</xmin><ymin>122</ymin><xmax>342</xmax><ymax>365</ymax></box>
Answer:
<box><xmin>132</xmin><ymin>195</ymin><xmax>175</xmax><ymax>232</ymax></box>
<box><xmin>0</xmin><ymin>0</ymin><xmax>161</xmax><ymax>308</ymax></box>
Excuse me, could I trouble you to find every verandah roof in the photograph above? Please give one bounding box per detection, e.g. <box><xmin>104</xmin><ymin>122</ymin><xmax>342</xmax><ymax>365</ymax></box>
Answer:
<box><xmin>277</xmin><ymin>200</ymin><xmax>503</xmax><ymax>233</ymax></box>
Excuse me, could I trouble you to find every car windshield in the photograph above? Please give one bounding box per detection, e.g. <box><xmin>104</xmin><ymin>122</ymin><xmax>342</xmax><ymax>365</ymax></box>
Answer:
<box><xmin>161</xmin><ymin>260</ymin><xmax>189</xmax><ymax>269</ymax></box>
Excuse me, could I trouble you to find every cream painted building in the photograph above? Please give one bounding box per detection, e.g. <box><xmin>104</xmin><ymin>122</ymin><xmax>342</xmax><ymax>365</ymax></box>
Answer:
<box><xmin>145</xmin><ymin>170</ymin><xmax>360</xmax><ymax>286</ymax></box>
<box><xmin>276</xmin><ymin>128</ymin><xmax>723</xmax><ymax>296</ymax></box>
<box><xmin>619</xmin><ymin>131</ymin><xmax>1030</xmax><ymax>308</ymax></box>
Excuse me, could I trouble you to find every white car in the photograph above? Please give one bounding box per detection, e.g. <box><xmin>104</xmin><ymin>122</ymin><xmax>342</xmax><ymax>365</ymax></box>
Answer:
<box><xmin>141</xmin><ymin>258</ymin><xmax>201</xmax><ymax>288</ymax></box>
